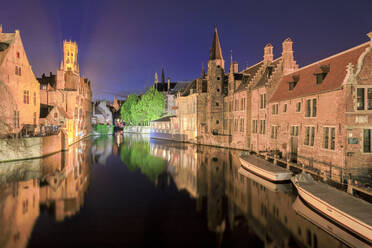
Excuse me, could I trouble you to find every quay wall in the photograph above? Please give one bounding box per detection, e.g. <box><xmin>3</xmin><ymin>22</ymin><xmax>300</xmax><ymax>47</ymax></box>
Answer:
<box><xmin>123</xmin><ymin>126</ymin><xmax>151</xmax><ymax>134</ymax></box>
<box><xmin>0</xmin><ymin>131</ymin><xmax>85</xmax><ymax>163</ymax></box>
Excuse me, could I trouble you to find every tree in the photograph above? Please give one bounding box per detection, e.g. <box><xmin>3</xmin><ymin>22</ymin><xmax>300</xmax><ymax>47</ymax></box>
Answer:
<box><xmin>120</xmin><ymin>94</ymin><xmax>139</xmax><ymax>125</ymax></box>
<box><xmin>137</xmin><ymin>86</ymin><xmax>165</xmax><ymax>125</ymax></box>
<box><xmin>121</xmin><ymin>87</ymin><xmax>165</xmax><ymax>126</ymax></box>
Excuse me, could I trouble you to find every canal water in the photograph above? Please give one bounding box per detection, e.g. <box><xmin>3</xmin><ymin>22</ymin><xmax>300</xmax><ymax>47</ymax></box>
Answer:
<box><xmin>0</xmin><ymin>134</ymin><xmax>365</xmax><ymax>247</ymax></box>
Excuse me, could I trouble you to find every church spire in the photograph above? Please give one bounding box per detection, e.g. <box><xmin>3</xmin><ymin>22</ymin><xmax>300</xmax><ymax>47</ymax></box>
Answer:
<box><xmin>229</xmin><ymin>50</ymin><xmax>234</xmax><ymax>73</ymax></box>
<box><xmin>209</xmin><ymin>26</ymin><xmax>223</xmax><ymax>60</ymax></box>
<box><xmin>201</xmin><ymin>62</ymin><xmax>205</xmax><ymax>78</ymax></box>
<box><xmin>161</xmin><ymin>67</ymin><xmax>165</xmax><ymax>84</ymax></box>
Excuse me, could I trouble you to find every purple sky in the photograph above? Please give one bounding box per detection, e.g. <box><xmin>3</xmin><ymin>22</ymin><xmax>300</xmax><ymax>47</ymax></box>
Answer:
<box><xmin>1</xmin><ymin>0</ymin><xmax>372</xmax><ymax>100</ymax></box>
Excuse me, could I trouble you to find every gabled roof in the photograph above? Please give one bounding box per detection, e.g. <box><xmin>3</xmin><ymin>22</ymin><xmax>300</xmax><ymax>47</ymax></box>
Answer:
<box><xmin>181</xmin><ymin>80</ymin><xmax>197</xmax><ymax>96</ymax></box>
<box><xmin>0</xmin><ymin>33</ymin><xmax>15</xmax><ymax>66</ymax></box>
<box><xmin>270</xmin><ymin>42</ymin><xmax>370</xmax><ymax>103</ymax></box>
<box><xmin>40</xmin><ymin>104</ymin><xmax>53</xmax><ymax>118</ymax></box>
<box><xmin>151</xmin><ymin>115</ymin><xmax>176</xmax><ymax>123</ymax></box>
<box><xmin>232</xmin><ymin>61</ymin><xmax>265</xmax><ymax>93</ymax></box>
<box><xmin>235</xmin><ymin>75</ymin><xmax>251</xmax><ymax>92</ymax></box>
<box><xmin>241</xmin><ymin>61</ymin><xmax>264</xmax><ymax>77</ymax></box>
<box><xmin>253</xmin><ymin>58</ymin><xmax>282</xmax><ymax>89</ymax></box>
<box><xmin>154</xmin><ymin>81</ymin><xmax>191</xmax><ymax>93</ymax></box>
<box><xmin>57</xmin><ymin>106</ymin><xmax>73</xmax><ymax>119</ymax></box>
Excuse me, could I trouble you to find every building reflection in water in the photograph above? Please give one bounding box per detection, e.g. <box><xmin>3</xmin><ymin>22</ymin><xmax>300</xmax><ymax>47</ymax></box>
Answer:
<box><xmin>149</xmin><ymin>138</ymin><xmax>360</xmax><ymax>248</ymax></box>
<box><xmin>92</xmin><ymin>135</ymin><xmax>113</xmax><ymax>165</ymax></box>
<box><xmin>0</xmin><ymin>138</ymin><xmax>92</xmax><ymax>248</ymax></box>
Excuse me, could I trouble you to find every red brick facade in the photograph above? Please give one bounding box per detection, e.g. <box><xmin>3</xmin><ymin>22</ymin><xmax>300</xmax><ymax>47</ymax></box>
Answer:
<box><xmin>268</xmin><ymin>40</ymin><xmax>372</xmax><ymax>181</ymax></box>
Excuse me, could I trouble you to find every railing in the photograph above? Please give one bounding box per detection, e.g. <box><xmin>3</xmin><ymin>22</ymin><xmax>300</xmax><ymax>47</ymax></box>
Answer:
<box><xmin>257</xmin><ymin>150</ymin><xmax>372</xmax><ymax>200</ymax></box>
<box><xmin>0</xmin><ymin>125</ymin><xmax>61</xmax><ymax>139</ymax></box>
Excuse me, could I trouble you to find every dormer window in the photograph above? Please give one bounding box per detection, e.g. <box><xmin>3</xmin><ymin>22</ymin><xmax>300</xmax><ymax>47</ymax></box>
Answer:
<box><xmin>289</xmin><ymin>75</ymin><xmax>299</xmax><ymax>91</ymax></box>
<box><xmin>315</xmin><ymin>65</ymin><xmax>329</xmax><ymax>84</ymax></box>
<box><xmin>315</xmin><ymin>73</ymin><xmax>327</xmax><ymax>84</ymax></box>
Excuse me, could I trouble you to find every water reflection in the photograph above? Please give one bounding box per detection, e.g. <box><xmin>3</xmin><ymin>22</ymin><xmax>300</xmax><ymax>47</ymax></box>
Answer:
<box><xmin>145</xmin><ymin>136</ymin><xmax>361</xmax><ymax>248</ymax></box>
<box><xmin>0</xmin><ymin>134</ymin><xmax>367</xmax><ymax>247</ymax></box>
<box><xmin>120</xmin><ymin>134</ymin><xmax>166</xmax><ymax>182</ymax></box>
<box><xmin>0</xmin><ymin>138</ymin><xmax>91</xmax><ymax>248</ymax></box>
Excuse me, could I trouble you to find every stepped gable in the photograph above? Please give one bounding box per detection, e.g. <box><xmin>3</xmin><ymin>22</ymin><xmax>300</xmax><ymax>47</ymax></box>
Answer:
<box><xmin>253</xmin><ymin>58</ymin><xmax>282</xmax><ymax>89</ymax></box>
<box><xmin>0</xmin><ymin>33</ymin><xmax>15</xmax><ymax>65</ymax></box>
<box><xmin>155</xmin><ymin>81</ymin><xmax>190</xmax><ymax>93</ymax></box>
<box><xmin>270</xmin><ymin>42</ymin><xmax>370</xmax><ymax>103</ymax></box>
<box><xmin>180</xmin><ymin>80</ymin><xmax>196</xmax><ymax>96</ymax></box>
<box><xmin>241</xmin><ymin>61</ymin><xmax>264</xmax><ymax>77</ymax></box>
<box><xmin>234</xmin><ymin>61</ymin><xmax>265</xmax><ymax>92</ymax></box>
<box><xmin>57</xmin><ymin>106</ymin><xmax>73</xmax><ymax>119</ymax></box>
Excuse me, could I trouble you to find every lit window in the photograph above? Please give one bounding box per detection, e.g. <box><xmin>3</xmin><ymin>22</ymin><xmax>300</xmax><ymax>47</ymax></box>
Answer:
<box><xmin>363</xmin><ymin>129</ymin><xmax>371</xmax><ymax>153</ymax></box>
<box><xmin>260</xmin><ymin>94</ymin><xmax>266</xmax><ymax>108</ymax></box>
<box><xmin>296</xmin><ymin>102</ymin><xmax>301</xmax><ymax>112</ymax></box>
<box><xmin>356</xmin><ymin>88</ymin><xmax>372</xmax><ymax>110</ymax></box>
<box><xmin>323</xmin><ymin>127</ymin><xmax>335</xmax><ymax>150</ymax></box>
<box><xmin>290</xmin><ymin>125</ymin><xmax>299</xmax><ymax>136</ymax></box>
<box><xmin>304</xmin><ymin>126</ymin><xmax>315</xmax><ymax>146</ymax></box>
<box><xmin>252</xmin><ymin>120</ymin><xmax>258</xmax><ymax>134</ymax></box>
<box><xmin>271</xmin><ymin>125</ymin><xmax>279</xmax><ymax>139</ymax></box>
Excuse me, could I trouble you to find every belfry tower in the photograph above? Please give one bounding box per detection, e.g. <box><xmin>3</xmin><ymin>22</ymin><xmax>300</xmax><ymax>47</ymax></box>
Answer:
<box><xmin>63</xmin><ymin>40</ymin><xmax>79</xmax><ymax>74</ymax></box>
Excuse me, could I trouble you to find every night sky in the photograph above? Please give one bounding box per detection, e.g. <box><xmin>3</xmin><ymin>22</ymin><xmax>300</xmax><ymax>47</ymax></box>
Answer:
<box><xmin>1</xmin><ymin>0</ymin><xmax>372</xmax><ymax>100</ymax></box>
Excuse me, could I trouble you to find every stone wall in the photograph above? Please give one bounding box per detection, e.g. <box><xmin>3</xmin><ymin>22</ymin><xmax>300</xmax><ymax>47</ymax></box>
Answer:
<box><xmin>0</xmin><ymin>132</ymin><xmax>66</xmax><ymax>162</ymax></box>
<box><xmin>123</xmin><ymin>126</ymin><xmax>151</xmax><ymax>134</ymax></box>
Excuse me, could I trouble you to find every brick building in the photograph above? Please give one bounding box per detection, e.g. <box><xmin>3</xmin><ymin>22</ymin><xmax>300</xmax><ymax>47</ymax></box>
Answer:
<box><xmin>38</xmin><ymin>40</ymin><xmax>92</xmax><ymax>144</ymax></box>
<box><xmin>0</xmin><ymin>25</ymin><xmax>40</xmax><ymax>136</ymax></box>
<box><xmin>250</xmin><ymin>39</ymin><xmax>298</xmax><ymax>152</ymax></box>
<box><xmin>268</xmin><ymin>33</ymin><xmax>372</xmax><ymax>181</ymax></box>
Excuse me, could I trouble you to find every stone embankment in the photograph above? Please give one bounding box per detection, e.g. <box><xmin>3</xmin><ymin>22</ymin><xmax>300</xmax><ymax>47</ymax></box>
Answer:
<box><xmin>123</xmin><ymin>126</ymin><xmax>150</xmax><ymax>134</ymax></box>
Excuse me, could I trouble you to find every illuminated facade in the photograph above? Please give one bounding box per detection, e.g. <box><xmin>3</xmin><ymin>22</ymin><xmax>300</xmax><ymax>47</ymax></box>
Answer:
<box><xmin>0</xmin><ymin>26</ymin><xmax>40</xmax><ymax>136</ymax></box>
<box><xmin>38</xmin><ymin>40</ymin><xmax>92</xmax><ymax>145</ymax></box>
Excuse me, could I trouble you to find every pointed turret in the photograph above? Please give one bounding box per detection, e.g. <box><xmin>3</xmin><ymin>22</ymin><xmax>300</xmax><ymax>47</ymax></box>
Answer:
<box><xmin>161</xmin><ymin>67</ymin><xmax>165</xmax><ymax>84</ymax></box>
<box><xmin>229</xmin><ymin>50</ymin><xmax>233</xmax><ymax>73</ymax></box>
<box><xmin>209</xmin><ymin>26</ymin><xmax>223</xmax><ymax>60</ymax></box>
<box><xmin>201</xmin><ymin>62</ymin><xmax>205</xmax><ymax>78</ymax></box>
<box><xmin>154</xmin><ymin>72</ymin><xmax>159</xmax><ymax>88</ymax></box>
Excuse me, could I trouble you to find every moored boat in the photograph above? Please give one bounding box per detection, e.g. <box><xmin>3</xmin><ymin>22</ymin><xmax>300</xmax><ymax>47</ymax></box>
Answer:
<box><xmin>291</xmin><ymin>173</ymin><xmax>372</xmax><ymax>245</ymax></box>
<box><xmin>293</xmin><ymin>196</ymin><xmax>371</xmax><ymax>248</ymax></box>
<box><xmin>239</xmin><ymin>153</ymin><xmax>292</xmax><ymax>182</ymax></box>
<box><xmin>238</xmin><ymin>167</ymin><xmax>291</xmax><ymax>192</ymax></box>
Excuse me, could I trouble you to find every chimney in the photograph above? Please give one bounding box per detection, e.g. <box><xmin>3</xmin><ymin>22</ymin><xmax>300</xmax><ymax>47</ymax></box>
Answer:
<box><xmin>368</xmin><ymin>32</ymin><xmax>372</xmax><ymax>46</ymax></box>
<box><xmin>264</xmin><ymin>43</ymin><xmax>273</xmax><ymax>63</ymax></box>
<box><xmin>0</xmin><ymin>25</ymin><xmax>2</xmax><ymax>33</ymax></box>
<box><xmin>233</xmin><ymin>62</ymin><xmax>238</xmax><ymax>73</ymax></box>
<box><xmin>282</xmin><ymin>37</ymin><xmax>298</xmax><ymax>75</ymax></box>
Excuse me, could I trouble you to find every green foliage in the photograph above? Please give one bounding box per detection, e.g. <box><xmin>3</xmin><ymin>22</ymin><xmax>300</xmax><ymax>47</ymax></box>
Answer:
<box><xmin>120</xmin><ymin>138</ymin><xmax>166</xmax><ymax>181</ymax></box>
<box><xmin>120</xmin><ymin>87</ymin><xmax>165</xmax><ymax>126</ymax></box>
<box><xmin>120</xmin><ymin>94</ymin><xmax>139</xmax><ymax>125</ymax></box>
<box><xmin>95</xmin><ymin>124</ymin><xmax>113</xmax><ymax>134</ymax></box>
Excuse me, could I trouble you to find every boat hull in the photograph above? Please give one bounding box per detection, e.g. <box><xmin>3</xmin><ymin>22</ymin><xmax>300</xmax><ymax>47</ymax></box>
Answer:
<box><xmin>239</xmin><ymin>156</ymin><xmax>292</xmax><ymax>182</ymax></box>
<box><xmin>293</xmin><ymin>197</ymin><xmax>371</xmax><ymax>248</ymax></box>
<box><xmin>238</xmin><ymin>167</ymin><xmax>290</xmax><ymax>192</ymax></box>
<box><xmin>292</xmin><ymin>180</ymin><xmax>372</xmax><ymax>245</ymax></box>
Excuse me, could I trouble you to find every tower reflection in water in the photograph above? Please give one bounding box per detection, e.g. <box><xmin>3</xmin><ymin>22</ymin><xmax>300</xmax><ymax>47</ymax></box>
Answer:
<box><xmin>0</xmin><ymin>139</ymin><xmax>92</xmax><ymax>248</ymax></box>
<box><xmin>145</xmin><ymin>135</ymin><xmax>361</xmax><ymax>248</ymax></box>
